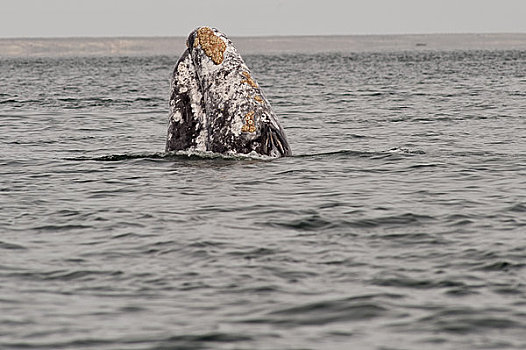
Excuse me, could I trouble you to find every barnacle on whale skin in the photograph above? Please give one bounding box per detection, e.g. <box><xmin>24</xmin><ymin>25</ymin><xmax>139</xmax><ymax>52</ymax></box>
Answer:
<box><xmin>241</xmin><ymin>111</ymin><xmax>256</xmax><ymax>133</ymax></box>
<box><xmin>240</xmin><ymin>71</ymin><xmax>258</xmax><ymax>88</ymax></box>
<box><xmin>194</xmin><ymin>27</ymin><xmax>227</xmax><ymax>65</ymax></box>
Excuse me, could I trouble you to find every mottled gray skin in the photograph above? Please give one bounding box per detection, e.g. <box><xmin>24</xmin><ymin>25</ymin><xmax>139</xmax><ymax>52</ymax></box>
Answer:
<box><xmin>166</xmin><ymin>27</ymin><xmax>292</xmax><ymax>157</ymax></box>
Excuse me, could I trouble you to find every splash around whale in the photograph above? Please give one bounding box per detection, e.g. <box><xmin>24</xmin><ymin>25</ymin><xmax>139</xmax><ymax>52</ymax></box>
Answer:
<box><xmin>165</xmin><ymin>27</ymin><xmax>292</xmax><ymax>158</ymax></box>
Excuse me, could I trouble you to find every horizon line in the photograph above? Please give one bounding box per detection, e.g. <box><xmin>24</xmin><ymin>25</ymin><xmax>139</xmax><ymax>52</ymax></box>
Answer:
<box><xmin>2</xmin><ymin>32</ymin><xmax>526</xmax><ymax>41</ymax></box>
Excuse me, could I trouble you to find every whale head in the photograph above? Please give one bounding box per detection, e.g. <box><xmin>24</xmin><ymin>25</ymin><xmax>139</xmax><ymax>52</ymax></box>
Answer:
<box><xmin>166</xmin><ymin>26</ymin><xmax>292</xmax><ymax>157</ymax></box>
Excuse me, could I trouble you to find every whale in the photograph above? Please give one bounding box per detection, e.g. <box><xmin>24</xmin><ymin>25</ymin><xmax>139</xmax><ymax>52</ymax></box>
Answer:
<box><xmin>165</xmin><ymin>27</ymin><xmax>292</xmax><ymax>157</ymax></box>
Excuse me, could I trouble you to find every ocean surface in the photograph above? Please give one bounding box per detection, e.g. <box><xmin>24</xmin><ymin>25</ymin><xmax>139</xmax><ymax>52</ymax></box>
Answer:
<box><xmin>1</xmin><ymin>35</ymin><xmax>526</xmax><ymax>349</ymax></box>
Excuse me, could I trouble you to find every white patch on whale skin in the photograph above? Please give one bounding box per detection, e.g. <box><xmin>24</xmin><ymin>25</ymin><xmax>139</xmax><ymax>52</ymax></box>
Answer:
<box><xmin>193</xmin><ymin>124</ymin><xmax>207</xmax><ymax>151</ymax></box>
<box><xmin>168</xmin><ymin>49</ymin><xmax>208</xmax><ymax>151</ymax></box>
<box><xmin>169</xmin><ymin>110</ymin><xmax>183</xmax><ymax>123</ymax></box>
<box><xmin>171</xmin><ymin>53</ymin><xmax>204</xmax><ymax>121</ymax></box>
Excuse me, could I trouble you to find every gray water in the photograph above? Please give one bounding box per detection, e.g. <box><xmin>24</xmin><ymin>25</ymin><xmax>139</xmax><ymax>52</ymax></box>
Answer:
<box><xmin>1</xmin><ymin>42</ymin><xmax>526</xmax><ymax>349</ymax></box>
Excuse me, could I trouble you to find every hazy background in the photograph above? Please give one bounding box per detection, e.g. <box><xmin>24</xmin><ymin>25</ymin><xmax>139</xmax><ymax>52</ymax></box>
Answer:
<box><xmin>2</xmin><ymin>0</ymin><xmax>526</xmax><ymax>38</ymax></box>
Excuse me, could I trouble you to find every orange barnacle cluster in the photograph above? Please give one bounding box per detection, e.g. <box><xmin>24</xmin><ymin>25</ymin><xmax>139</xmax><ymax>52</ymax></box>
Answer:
<box><xmin>241</xmin><ymin>111</ymin><xmax>256</xmax><ymax>133</ymax></box>
<box><xmin>240</xmin><ymin>71</ymin><xmax>258</xmax><ymax>89</ymax></box>
<box><xmin>194</xmin><ymin>27</ymin><xmax>226</xmax><ymax>65</ymax></box>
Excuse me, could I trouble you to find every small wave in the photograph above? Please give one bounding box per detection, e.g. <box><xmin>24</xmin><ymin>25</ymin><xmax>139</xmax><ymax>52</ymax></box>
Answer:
<box><xmin>66</xmin><ymin>150</ymin><xmax>275</xmax><ymax>162</ymax></box>
<box><xmin>296</xmin><ymin>148</ymin><xmax>425</xmax><ymax>159</ymax></box>
<box><xmin>3</xmin><ymin>332</ymin><xmax>252</xmax><ymax>350</ymax></box>
<box><xmin>8</xmin><ymin>269</ymin><xmax>123</xmax><ymax>282</ymax></box>
<box><xmin>295</xmin><ymin>149</ymin><xmax>374</xmax><ymax>158</ymax></box>
<box><xmin>32</xmin><ymin>224</ymin><xmax>92</xmax><ymax>232</ymax></box>
<box><xmin>66</xmin><ymin>148</ymin><xmax>428</xmax><ymax>163</ymax></box>
<box><xmin>507</xmin><ymin>202</ymin><xmax>526</xmax><ymax>213</ymax></box>
<box><xmin>387</xmin><ymin>147</ymin><xmax>426</xmax><ymax>154</ymax></box>
<box><xmin>265</xmin><ymin>214</ymin><xmax>337</xmax><ymax>231</ymax></box>
<box><xmin>0</xmin><ymin>241</ymin><xmax>26</xmax><ymax>250</ymax></box>
<box><xmin>0</xmin><ymin>98</ymin><xmax>18</xmax><ymax>104</ymax></box>
<box><xmin>66</xmin><ymin>152</ymin><xmax>168</xmax><ymax>161</ymax></box>
<box><xmin>158</xmin><ymin>332</ymin><xmax>253</xmax><ymax>346</ymax></box>
<box><xmin>474</xmin><ymin>261</ymin><xmax>525</xmax><ymax>272</ymax></box>
<box><xmin>265</xmin><ymin>212</ymin><xmax>435</xmax><ymax>232</ymax></box>
<box><xmin>416</xmin><ymin>307</ymin><xmax>522</xmax><ymax>334</ymax></box>
<box><xmin>371</xmin><ymin>275</ymin><xmax>466</xmax><ymax>290</ymax></box>
<box><xmin>245</xmin><ymin>294</ymin><xmax>398</xmax><ymax>326</ymax></box>
<box><xmin>350</xmin><ymin>213</ymin><xmax>435</xmax><ymax>228</ymax></box>
<box><xmin>133</xmin><ymin>96</ymin><xmax>161</xmax><ymax>102</ymax></box>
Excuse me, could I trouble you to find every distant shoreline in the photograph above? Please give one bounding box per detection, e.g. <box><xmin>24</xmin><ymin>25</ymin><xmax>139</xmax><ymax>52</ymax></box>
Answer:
<box><xmin>2</xmin><ymin>33</ymin><xmax>526</xmax><ymax>58</ymax></box>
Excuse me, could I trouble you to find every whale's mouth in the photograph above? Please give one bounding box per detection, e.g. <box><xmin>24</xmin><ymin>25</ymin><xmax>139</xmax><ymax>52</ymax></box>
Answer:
<box><xmin>261</xmin><ymin>123</ymin><xmax>292</xmax><ymax>157</ymax></box>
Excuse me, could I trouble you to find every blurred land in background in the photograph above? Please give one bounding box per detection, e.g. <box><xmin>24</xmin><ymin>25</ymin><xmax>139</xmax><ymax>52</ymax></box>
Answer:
<box><xmin>2</xmin><ymin>33</ymin><xmax>526</xmax><ymax>57</ymax></box>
